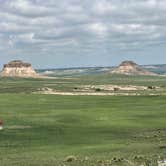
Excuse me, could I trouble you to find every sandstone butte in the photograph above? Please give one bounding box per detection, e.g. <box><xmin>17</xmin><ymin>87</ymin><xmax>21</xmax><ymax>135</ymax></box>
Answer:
<box><xmin>111</xmin><ymin>61</ymin><xmax>157</xmax><ymax>76</ymax></box>
<box><xmin>0</xmin><ymin>60</ymin><xmax>38</xmax><ymax>77</ymax></box>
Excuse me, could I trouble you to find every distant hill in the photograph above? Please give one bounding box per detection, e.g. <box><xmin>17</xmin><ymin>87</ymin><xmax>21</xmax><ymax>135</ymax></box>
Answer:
<box><xmin>36</xmin><ymin>63</ymin><xmax>166</xmax><ymax>77</ymax></box>
<box><xmin>38</xmin><ymin>67</ymin><xmax>113</xmax><ymax>77</ymax></box>
<box><xmin>111</xmin><ymin>61</ymin><xmax>157</xmax><ymax>76</ymax></box>
<box><xmin>142</xmin><ymin>64</ymin><xmax>166</xmax><ymax>74</ymax></box>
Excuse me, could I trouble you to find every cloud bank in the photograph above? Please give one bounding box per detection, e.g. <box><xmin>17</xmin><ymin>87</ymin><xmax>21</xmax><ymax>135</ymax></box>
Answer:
<box><xmin>0</xmin><ymin>0</ymin><xmax>166</xmax><ymax>67</ymax></box>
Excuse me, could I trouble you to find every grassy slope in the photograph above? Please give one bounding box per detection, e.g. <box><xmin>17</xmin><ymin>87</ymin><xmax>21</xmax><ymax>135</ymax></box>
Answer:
<box><xmin>0</xmin><ymin>94</ymin><xmax>166</xmax><ymax>165</ymax></box>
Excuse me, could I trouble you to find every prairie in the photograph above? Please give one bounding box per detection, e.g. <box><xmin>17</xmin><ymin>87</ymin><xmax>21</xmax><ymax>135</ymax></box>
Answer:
<box><xmin>0</xmin><ymin>75</ymin><xmax>166</xmax><ymax>165</ymax></box>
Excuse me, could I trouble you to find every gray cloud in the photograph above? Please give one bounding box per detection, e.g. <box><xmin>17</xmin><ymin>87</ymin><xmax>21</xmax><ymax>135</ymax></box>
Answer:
<box><xmin>0</xmin><ymin>0</ymin><xmax>166</xmax><ymax>67</ymax></box>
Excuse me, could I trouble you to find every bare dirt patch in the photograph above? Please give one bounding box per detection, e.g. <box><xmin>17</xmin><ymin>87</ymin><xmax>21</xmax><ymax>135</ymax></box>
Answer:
<box><xmin>34</xmin><ymin>84</ymin><xmax>161</xmax><ymax>96</ymax></box>
<box><xmin>34</xmin><ymin>87</ymin><xmax>139</xmax><ymax>96</ymax></box>
<box><xmin>80</xmin><ymin>84</ymin><xmax>148</xmax><ymax>91</ymax></box>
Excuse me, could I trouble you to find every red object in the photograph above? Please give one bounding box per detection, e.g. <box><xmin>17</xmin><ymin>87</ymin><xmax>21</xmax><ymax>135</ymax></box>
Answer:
<box><xmin>0</xmin><ymin>120</ymin><xmax>3</xmax><ymax>125</ymax></box>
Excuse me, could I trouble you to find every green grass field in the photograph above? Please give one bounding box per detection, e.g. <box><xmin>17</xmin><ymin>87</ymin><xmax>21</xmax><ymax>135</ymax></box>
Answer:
<box><xmin>0</xmin><ymin>75</ymin><xmax>166</xmax><ymax>165</ymax></box>
<box><xmin>0</xmin><ymin>94</ymin><xmax>166</xmax><ymax>165</ymax></box>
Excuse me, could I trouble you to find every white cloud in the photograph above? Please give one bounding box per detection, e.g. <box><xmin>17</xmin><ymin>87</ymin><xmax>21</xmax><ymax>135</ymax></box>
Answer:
<box><xmin>111</xmin><ymin>23</ymin><xmax>158</xmax><ymax>35</ymax></box>
<box><xmin>88</xmin><ymin>23</ymin><xmax>108</xmax><ymax>35</ymax></box>
<box><xmin>5</xmin><ymin>0</ymin><xmax>52</xmax><ymax>17</ymax></box>
<box><xmin>147</xmin><ymin>0</ymin><xmax>157</xmax><ymax>7</ymax></box>
<box><xmin>0</xmin><ymin>0</ymin><xmax>166</xmax><ymax>65</ymax></box>
<box><xmin>93</xmin><ymin>0</ymin><xmax>116</xmax><ymax>14</ymax></box>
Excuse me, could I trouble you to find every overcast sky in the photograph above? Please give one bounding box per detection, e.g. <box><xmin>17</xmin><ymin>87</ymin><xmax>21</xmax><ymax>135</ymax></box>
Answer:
<box><xmin>0</xmin><ymin>0</ymin><xmax>166</xmax><ymax>69</ymax></box>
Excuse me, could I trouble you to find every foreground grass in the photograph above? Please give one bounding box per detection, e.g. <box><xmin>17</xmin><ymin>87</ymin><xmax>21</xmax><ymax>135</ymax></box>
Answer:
<box><xmin>0</xmin><ymin>94</ymin><xmax>166</xmax><ymax>165</ymax></box>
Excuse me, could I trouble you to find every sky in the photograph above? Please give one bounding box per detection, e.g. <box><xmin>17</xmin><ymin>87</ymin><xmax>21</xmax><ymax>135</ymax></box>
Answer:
<box><xmin>0</xmin><ymin>0</ymin><xmax>166</xmax><ymax>69</ymax></box>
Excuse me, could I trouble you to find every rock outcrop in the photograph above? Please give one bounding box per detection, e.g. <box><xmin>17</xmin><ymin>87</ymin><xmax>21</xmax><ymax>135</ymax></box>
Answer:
<box><xmin>0</xmin><ymin>60</ymin><xmax>38</xmax><ymax>77</ymax></box>
<box><xmin>111</xmin><ymin>61</ymin><xmax>157</xmax><ymax>75</ymax></box>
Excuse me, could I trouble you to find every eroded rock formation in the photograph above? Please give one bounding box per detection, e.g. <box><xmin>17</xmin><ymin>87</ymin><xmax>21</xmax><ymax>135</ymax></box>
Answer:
<box><xmin>111</xmin><ymin>61</ymin><xmax>157</xmax><ymax>75</ymax></box>
<box><xmin>1</xmin><ymin>60</ymin><xmax>38</xmax><ymax>77</ymax></box>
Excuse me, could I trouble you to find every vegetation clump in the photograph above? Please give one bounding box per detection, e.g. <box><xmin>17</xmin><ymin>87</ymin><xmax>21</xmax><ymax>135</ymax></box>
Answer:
<box><xmin>147</xmin><ymin>86</ymin><xmax>156</xmax><ymax>90</ymax></box>
<box><xmin>95</xmin><ymin>88</ymin><xmax>101</xmax><ymax>92</ymax></box>
<box><xmin>64</xmin><ymin>155</ymin><xmax>77</xmax><ymax>162</ymax></box>
<box><xmin>113</xmin><ymin>87</ymin><xmax>119</xmax><ymax>91</ymax></box>
<box><xmin>159</xmin><ymin>145</ymin><xmax>166</xmax><ymax>149</ymax></box>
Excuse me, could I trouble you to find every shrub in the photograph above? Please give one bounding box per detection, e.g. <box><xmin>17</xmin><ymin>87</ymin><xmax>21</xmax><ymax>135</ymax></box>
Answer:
<box><xmin>114</xmin><ymin>87</ymin><xmax>119</xmax><ymax>91</ymax></box>
<box><xmin>95</xmin><ymin>88</ymin><xmax>101</xmax><ymax>92</ymax></box>
<box><xmin>65</xmin><ymin>155</ymin><xmax>77</xmax><ymax>162</ymax></box>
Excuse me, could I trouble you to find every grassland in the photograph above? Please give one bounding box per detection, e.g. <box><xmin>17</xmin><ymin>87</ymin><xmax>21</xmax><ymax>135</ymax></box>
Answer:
<box><xmin>0</xmin><ymin>74</ymin><xmax>166</xmax><ymax>94</ymax></box>
<box><xmin>0</xmin><ymin>75</ymin><xmax>166</xmax><ymax>165</ymax></box>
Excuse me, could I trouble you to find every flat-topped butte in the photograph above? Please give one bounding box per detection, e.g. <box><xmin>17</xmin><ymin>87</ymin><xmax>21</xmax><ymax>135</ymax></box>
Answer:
<box><xmin>0</xmin><ymin>60</ymin><xmax>38</xmax><ymax>77</ymax></box>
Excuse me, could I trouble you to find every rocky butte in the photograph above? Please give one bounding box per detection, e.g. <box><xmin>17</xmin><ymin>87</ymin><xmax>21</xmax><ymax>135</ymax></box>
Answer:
<box><xmin>111</xmin><ymin>61</ymin><xmax>157</xmax><ymax>76</ymax></box>
<box><xmin>0</xmin><ymin>60</ymin><xmax>38</xmax><ymax>77</ymax></box>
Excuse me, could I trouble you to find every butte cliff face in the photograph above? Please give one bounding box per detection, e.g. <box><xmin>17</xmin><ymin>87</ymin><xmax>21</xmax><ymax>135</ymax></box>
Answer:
<box><xmin>0</xmin><ymin>60</ymin><xmax>38</xmax><ymax>77</ymax></box>
<box><xmin>111</xmin><ymin>61</ymin><xmax>157</xmax><ymax>76</ymax></box>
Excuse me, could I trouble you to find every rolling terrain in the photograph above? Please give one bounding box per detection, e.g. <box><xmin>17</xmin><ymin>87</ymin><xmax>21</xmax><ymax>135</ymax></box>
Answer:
<box><xmin>37</xmin><ymin>64</ymin><xmax>166</xmax><ymax>77</ymax></box>
<box><xmin>1</xmin><ymin>94</ymin><xmax>166</xmax><ymax>166</ymax></box>
<box><xmin>0</xmin><ymin>72</ymin><xmax>166</xmax><ymax>165</ymax></box>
